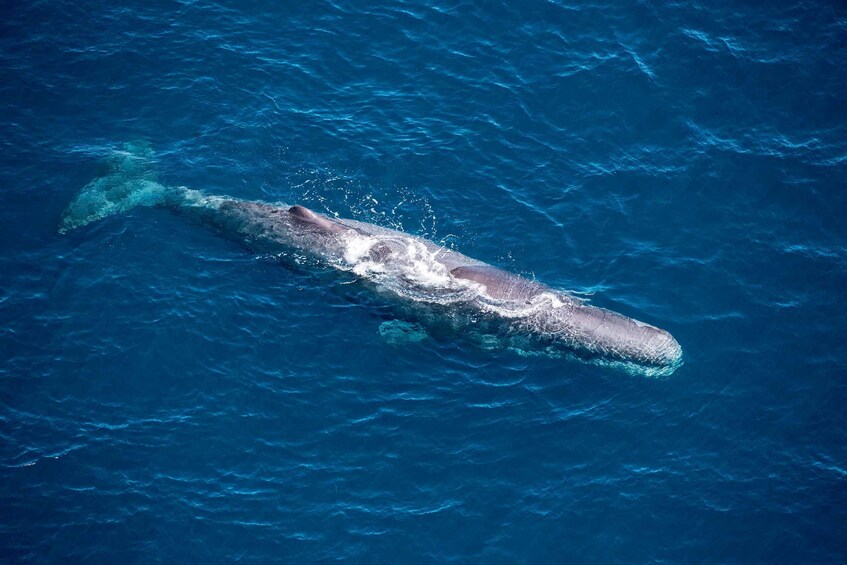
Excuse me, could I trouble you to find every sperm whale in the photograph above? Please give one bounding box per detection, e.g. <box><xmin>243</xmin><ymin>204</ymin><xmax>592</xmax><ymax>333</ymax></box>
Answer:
<box><xmin>60</xmin><ymin>142</ymin><xmax>682</xmax><ymax>375</ymax></box>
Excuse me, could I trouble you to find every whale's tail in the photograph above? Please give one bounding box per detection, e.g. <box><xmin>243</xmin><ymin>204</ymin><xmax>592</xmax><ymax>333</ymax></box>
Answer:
<box><xmin>59</xmin><ymin>141</ymin><xmax>171</xmax><ymax>233</ymax></box>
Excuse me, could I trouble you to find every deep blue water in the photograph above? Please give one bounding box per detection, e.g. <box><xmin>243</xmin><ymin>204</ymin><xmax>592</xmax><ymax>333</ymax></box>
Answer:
<box><xmin>2</xmin><ymin>0</ymin><xmax>847</xmax><ymax>561</ymax></box>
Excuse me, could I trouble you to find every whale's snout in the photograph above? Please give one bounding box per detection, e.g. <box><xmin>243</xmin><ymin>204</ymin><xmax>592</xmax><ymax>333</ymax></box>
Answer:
<box><xmin>646</xmin><ymin>327</ymin><xmax>683</xmax><ymax>367</ymax></box>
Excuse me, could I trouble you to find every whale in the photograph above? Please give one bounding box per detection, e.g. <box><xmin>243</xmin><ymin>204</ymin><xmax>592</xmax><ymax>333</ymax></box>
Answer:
<box><xmin>60</xmin><ymin>142</ymin><xmax>682</xmax><ymax>375</ymax></box>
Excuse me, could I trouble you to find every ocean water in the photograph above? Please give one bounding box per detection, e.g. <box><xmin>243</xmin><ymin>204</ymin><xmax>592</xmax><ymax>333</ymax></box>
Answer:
<box><xmin>2</xmin><ymin>0</ymin><xmax>846</xmax><ymax>561</ymax></box>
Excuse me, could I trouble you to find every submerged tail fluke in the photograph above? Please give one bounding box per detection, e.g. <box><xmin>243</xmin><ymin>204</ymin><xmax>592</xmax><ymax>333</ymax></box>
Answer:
<box><xmin>59</xmin><ymin>141</ymin><xmax>170</xmax><ymax>233</ymax></box>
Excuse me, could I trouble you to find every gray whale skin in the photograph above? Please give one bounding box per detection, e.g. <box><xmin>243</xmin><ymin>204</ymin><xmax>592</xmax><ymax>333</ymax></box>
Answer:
<box><xmin>60</xmin><ymin>143</ymin><xmax>682</xmax><ymax>375</ymax></box>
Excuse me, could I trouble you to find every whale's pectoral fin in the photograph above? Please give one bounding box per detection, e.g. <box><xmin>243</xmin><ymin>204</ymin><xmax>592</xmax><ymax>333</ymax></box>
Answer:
<box><xmin>450</xmin><ymin>265</ymin><xmax>545</xmax><ymax>302</ymax></box>
<box><xmin>378</xmin><ymin>320</ymin><xmax>428</xmax><ymax>345</ymax></box>
<box><xmin>288</xmin><ymin>205</ymin><xmax>348</xmax><ymax>235</ymax></box>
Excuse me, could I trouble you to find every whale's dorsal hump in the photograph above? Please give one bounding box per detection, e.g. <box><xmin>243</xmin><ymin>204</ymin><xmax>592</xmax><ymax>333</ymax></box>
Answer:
<box><xmin>289</xmin><ymin>205</ymin><xmax>347</xmax><ymax>234</ymax></box>
<box><xmin>450</xmin><ymin>265</ymin><xmax>545</xmax><ymax>301</ymax></box>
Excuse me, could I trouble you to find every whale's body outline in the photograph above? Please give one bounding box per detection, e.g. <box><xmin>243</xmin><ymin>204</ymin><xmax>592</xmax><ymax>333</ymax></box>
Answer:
<box><xmin>60</xmin><ymin>142</ymin><xmax>682</xmax><ymax>375</ymax></box>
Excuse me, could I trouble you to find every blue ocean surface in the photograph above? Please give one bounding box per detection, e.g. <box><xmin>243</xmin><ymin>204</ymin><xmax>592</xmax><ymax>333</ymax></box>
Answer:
<box><xmin>2</xmin><ymin>0</ymin><xmax>846</xmax><ymax>561</ymax></box>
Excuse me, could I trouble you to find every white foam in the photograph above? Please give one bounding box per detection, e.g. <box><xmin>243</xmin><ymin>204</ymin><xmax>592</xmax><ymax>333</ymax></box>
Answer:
<box><xmin>476</xmin><ymin>290</ymin><xmax>568</xmax><ymax>319</ymax></box>
<box><xmin>400</xmin><ymin>241</ymin><xmax>453</xmax><ymax>288</ymax></box>
<box><xmin>343</xmin><ymin>233</ymin><xmax>379</xmax><ymax>264</ymax></box>
<box><xmin>336</xmin><ymin>233</ymin><xmax>480</xmax><ymax>305</ymax></box>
